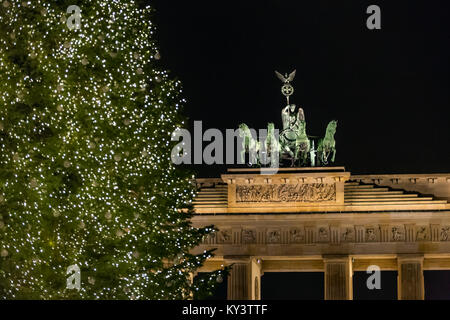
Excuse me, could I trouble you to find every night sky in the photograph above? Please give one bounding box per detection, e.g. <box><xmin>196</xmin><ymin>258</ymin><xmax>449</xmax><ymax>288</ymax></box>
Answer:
<box><xmin>148</xmin><ymin>0</ymin><xmax>450</xmax><ymax>299</ymax></box>
<box><xmin>150</xmin><ymin>0</ymin><xmax>449</xmax><ymax>177</ymax></box>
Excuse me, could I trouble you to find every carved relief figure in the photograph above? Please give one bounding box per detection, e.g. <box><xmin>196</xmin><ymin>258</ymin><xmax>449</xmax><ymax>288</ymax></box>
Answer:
<box><xmin>267</xmin><ymin>230</ymin><xmax>281</xmax><ymax>243</ymax></box>
<box><xmin>366</xmin><ymin>228</ymin><xmax>377</xmax><ymax>242</ymax></box>
<box><xmin>318</xmin><ymin>227</ymin><xmax>329</xmax><ymax>242</ymax></box>
<box><xmin>341</xmin><ymin>227</ymin><xmax>354</xmax><ymax>242</ymax></box>
<box><xmin>290</xmin><ymin>229</ymin><xmax>304</xmax><ymax>243</ymax></box>
<box><xmin>392</xmin><ymin>227</ymin><xmax>404</xmax><ymax>241</ymax></box>
<box><xmin>416</xmin><ymin>227</ymin><xmax>428</xmax><ymax>241</ymax></box>
<box><xmin>218</xmin><ymin>230</ymin><xmax>231</xmax><ymax>244</ymax></box>
<box><xmin>243</xmin><ymin>230</ymin><xmax>256</xmax><ymax>244</ymax></box>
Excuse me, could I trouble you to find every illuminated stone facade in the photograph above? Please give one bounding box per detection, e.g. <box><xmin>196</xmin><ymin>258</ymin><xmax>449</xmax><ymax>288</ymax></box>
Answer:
<box><xmin>191</xmin><ymin>167</ymin><xmax>450</xmax><ymax>300</ymax></box>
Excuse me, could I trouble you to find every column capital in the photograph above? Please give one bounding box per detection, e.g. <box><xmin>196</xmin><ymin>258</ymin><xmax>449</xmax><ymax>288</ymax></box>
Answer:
<box><xmin>223</xmin><ymin>255</ymin><xmax>251</xmax><ymax>264</ymax></box>
<box><xmin>322</xmin><ymin>254</ymin><xmax>351</xmax><ymax>262</ymax></box>
<box><xmin>397</xmin><ymin>254</ymin><xmax>424</xmax><ymax>263</ymax></box>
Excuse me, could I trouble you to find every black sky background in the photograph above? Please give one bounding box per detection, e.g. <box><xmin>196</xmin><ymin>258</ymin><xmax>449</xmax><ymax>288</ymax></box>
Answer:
<box><xmin>149</xmin><ymin>0</ymin><xmax>449</xmax><ymax>178</ymax></box>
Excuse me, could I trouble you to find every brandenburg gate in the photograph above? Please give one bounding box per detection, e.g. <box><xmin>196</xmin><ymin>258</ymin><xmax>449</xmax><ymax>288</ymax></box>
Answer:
<box><xmin>191</xmin><ymin>167</ymin><xmax>450</xmax><ymax>300</ymax></box>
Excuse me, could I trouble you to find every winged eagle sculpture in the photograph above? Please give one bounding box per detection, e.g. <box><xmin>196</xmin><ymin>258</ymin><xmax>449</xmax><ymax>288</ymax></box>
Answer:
<box><xmin>275</xmin><ymin>70</ymin><xmax>296</xmax><ymax>84</ymax></box>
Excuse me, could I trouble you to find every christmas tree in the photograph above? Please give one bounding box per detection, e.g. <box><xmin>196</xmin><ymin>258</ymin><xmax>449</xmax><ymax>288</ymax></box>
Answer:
<box><xmin>0</xmin><ymin>0</ymin><xmax>226</xmax><ymax>299</ymax></box>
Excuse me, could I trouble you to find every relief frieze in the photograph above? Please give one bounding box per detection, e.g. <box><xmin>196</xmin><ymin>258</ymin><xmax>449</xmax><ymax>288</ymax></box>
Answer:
<box><xmin>236</xmin><ymin>183</ymin><xmax>336</xmax><ymax>203</ymax></box>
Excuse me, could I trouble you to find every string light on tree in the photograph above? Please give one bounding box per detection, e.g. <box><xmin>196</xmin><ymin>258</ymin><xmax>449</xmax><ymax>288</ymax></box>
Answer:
<box><xmin>0</xmin><ymin>0</ymin><xmax>227</xmax><ymax>299</ymax></box>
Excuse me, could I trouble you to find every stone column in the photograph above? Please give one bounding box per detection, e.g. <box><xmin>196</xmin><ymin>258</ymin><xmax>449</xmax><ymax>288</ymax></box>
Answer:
<box><xmin>226</xmin><ymin>256</ymin><xmax>262</xmax><ymax>300</ymax></box>
<box><xmin>227</xmin><ymin>262</ymin><xmax>249</xmax><ymax>300</ymax></box>
<box><xmin>397</xmin><ymin>254</ymin><xmax>424</xmax><ymax>300</ymax></box>
<box><xmin>225</xmin><ymin>256</ymin><xmax>250</xmax><ymax>300</ymax></box>
<box><xmin>323</xmin><ymin>255</ymin><xmax>353</xmax><ymax>300</ymax></box>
